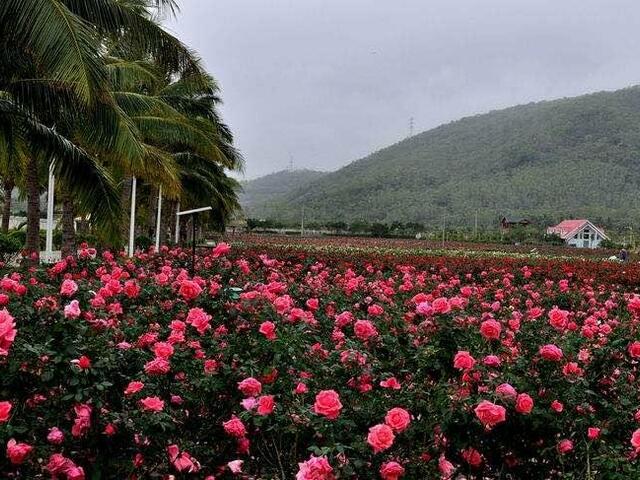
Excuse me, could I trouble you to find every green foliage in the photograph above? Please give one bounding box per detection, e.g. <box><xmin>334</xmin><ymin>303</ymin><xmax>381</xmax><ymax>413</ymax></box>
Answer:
<box><xmin>0</xmin><ymin>232</ymin><xmax>21</xmax><ymax>262</ymax></box>
<box><xmin>244</xmin><ymin>87</ymin><xmax>640</xmax><ymax>230</ymax></box>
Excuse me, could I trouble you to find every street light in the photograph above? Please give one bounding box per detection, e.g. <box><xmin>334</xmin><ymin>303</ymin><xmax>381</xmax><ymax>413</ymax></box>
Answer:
<box><xmin>177</xmin><ymin>206</ymin><xmax>212</xmax><ymax>274</ymax></box>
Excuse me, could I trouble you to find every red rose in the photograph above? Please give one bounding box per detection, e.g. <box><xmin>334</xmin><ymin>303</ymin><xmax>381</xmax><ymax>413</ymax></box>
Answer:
<box><xmin>313</xmin><ymin>390</ymin><xmax>343</xmax><ymax>420</ymax></box>
<box><xmin>367</xmin><ymin>424</ymin><xmax>395</xmax><ymax>453</ymax></box>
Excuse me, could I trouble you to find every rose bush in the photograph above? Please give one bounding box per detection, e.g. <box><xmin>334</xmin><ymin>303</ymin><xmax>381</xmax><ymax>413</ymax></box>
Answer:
<box><xmin>0</xmin><ymin>242</ymin><xmax>639</xmax><ymax>478</ymax></box>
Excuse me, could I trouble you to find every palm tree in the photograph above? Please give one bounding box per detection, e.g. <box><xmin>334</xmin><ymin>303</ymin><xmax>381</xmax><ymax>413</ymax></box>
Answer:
<box><xmin>0</xmin><ymin>0</ymin><xmax>206</xmax><ymax>259</ymax></box>
<box><xmin>103</xmin><ymin>57</ymin><xmax>243</xmax><ymax>248</ymax></box>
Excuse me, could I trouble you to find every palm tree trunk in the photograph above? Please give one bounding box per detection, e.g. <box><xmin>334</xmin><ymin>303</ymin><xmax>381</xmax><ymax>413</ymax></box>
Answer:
<box><xmin>147</xmin><ymin>186</ymin><xmax>158</xmax><ymax>239</ymax></box>
<box><xmin>61</xmin><ymin>190</ymin><xmax>76</xmax><ymax>258</ymax></box>
<box><xmin>25</xmin><ymin>156</ymin><xmax>40</xmax><ymax>262</ymax></box>
<box><xmin>2</xmin><ymin>177</ymin><xmax>14</xmax><ymax>232</ymax></box>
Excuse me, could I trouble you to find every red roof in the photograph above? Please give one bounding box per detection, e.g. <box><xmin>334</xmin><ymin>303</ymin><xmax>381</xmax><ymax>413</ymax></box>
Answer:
<box><xmin>547</xmin><ymin>219</ymin><xmax>607</xmax><ymax>240</ymax></box>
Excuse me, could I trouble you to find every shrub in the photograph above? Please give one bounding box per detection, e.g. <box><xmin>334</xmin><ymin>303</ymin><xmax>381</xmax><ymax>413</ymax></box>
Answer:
<box><xmin>1</xmin><ymin>245</ymin><xmax>640</xmax><ymax>478</ymax></box>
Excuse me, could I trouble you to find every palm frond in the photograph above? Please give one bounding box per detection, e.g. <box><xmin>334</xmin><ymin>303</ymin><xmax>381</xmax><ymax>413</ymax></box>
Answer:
<box><xmin>1</xmin><ymin>0</ymin><xmax>108</xmax><ymax>104</ymax></box>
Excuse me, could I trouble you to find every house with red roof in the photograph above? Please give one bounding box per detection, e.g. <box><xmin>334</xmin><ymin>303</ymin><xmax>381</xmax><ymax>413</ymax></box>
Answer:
<box><xmin>546</xmin><ymin>219</ymin><xmax>608</xmax><ymax>249</ymax></box>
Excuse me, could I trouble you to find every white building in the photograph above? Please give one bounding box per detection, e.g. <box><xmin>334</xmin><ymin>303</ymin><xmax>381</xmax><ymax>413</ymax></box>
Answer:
<box><xmin>546</xmin><ymin>219</ymin><xmax>608</xmax><ymax>249</ymax></box>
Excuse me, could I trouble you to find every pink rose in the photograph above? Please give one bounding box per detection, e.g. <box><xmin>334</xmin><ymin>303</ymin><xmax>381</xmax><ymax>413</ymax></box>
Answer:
<box><xmin>453</xmin><ymin>351</ymin><xmax>475</xmax><ymax>370</ymax></box>
<box><xmin>515</xmin><ymin>393</ymin><xmax>534</xmax><ymax>414</ymax></box>
<box><xmin>256</xmin><ymin>395</ymin><xmax>275</xmax><ymax>416</ymax></box>
<box><xmin>380</xmin><ymin>461</ymin><xmax>405</xmax><ymax>480</ymax></box>
<box><xmin>6</xmin><ymin>439</ymin><xmax>32</xmax><ymax>464</ymax></box>
<box><xmin>588</xmin><ymin>427</ymin><xmax>601</xmax><ymax>440</ymax></box>
<box><xmin>384</xmin><ymin>407</ymin><xmax>411</xmax><ymax>433</ymax></box>
<box><xmin>47</xmin><ymin>427</ymin><xmax>65</xmax><ymax>445</ymax></box>
<box><xmin>259</xmin><ymin>321</ymin><xmax>277</xmax><ymax>340</ymax></box>
<box><xmin>631</xmin><ymin>428</ymin><xmax>640</xmax><ymax>449</ymax></box>
<box><xmin>238</xmin><ymin>377</ymin><xmax>262</xmax><ymax>397</ymax></box>
<box><xmin>495</xmin><ymin>383</ymin><xmax>517</xmax><ymax>400</ymax></box>
<box><xmin>354</xmin><ymin>320</ymin><xmax>378</xmax><ymax>341</ymax></box>
<box><xmin>629</xmin><ymin>342</ymin><xmax>640</xmax><ymax>359</ymax></box>
<box><xmin>367</xmin><ymin>424</ymin><xmax>395</xmax><ymax>453</ymax></box>
<box><xmin>0</xmin><ymin>401</ymin><xmax>11</xmax><ymax>422</ymax></box>
<box><xmin>548</xmin><ymin>307</ymin><xmax>569</xmax><ymax>330</ymax></box>
<box><xmin>227</xmin><ymin>459</ymin><xmax>244</xmax><ymax>473</ymax></box>
<box><xmin>223</xmin><ymin>415</ymin><xmax>247</xmax><ymax>437</ymax></box>
<box><xmin>296</xmin><ymin>455</ymin><xmax>335</xmax><ymax>480</ymax></box>
<box><xmin>539</xmin><ymin>344</ymin><xmax>563</xmax><ymax>361</ymax></box>
<box><xmin>313</xmin><ymin>390</ymin><xmax>343</xmax><ymax>420</ymax></box>
<box><xmin>474</xmin><ymin>400</ymin><xmax>506</xmax><ymax>427</ymax></box>
<box><xmin>211</xmin><ymin>242</ymin><xmax>231</xmax><ymax>258</ymax></box>
<box><xmin>139</xmin><ymin>396</ymin><xmax>164</xmax><ymax>412</ymax></box>
<box><xmin>124</xmin><ymin>381</ymin><xmax>145</xmax><ymax>396</ymax></box>
<box><xmin>178</xmin><ymin>280</ymin><xmax>202</xmax><ymax>301</ymax></box>
<box><xmin>557</xmin><ymin>439</ymin><xmax>573</xmax><ymax>454</ymax></box>
<box><xmin>479</xmin><ymin>319</ymin><xmax>501</xmax><ymax>340</ymax></box>
<box><xmin>60</xmin><ymin>279</ymin><xmax>78</xmax><ymax>296</ymax></box>
<box><xmin>64</xmin><ymin>300</ymin><xmax>81</xmax><ymax>318</ymax></box>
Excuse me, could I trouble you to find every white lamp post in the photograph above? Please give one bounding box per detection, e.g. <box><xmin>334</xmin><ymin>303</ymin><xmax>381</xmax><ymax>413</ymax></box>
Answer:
<box><xmin>128</xmin><ymin>177</ymin><xmax>137</xmax><ymax>256</ymax></box>
<box><xmin>45</xmin><ymin>161</ymin><xmax>55</xmax><ymax>260</ymax></box>
<box><xmin>154</xmin><ymin>185</ymin><xmax>162</xmax><ymax>251</ymax></box>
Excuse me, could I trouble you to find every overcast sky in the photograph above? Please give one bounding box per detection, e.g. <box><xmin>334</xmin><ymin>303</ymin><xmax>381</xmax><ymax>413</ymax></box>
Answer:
<box><xmin>166</xmin><ymin>0</ymin><xmax>640</xmax><ymax>179</ymax></box>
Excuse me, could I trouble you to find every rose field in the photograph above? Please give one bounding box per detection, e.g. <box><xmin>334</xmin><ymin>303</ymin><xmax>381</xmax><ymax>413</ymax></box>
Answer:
<box><xmin>2</xmin><ymin>242</ymin><xmax>640</xmax><ymax>479</ymax></box>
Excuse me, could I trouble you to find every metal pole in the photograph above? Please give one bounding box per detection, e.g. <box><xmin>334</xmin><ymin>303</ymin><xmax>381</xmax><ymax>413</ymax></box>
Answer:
<box><xmin>474</xmin><ymin>211</ymin><xmax>478</xmax><ymax>239</ymax></box>
<box><xmin>442</xmin><ymin>213</ymin><xmax>446</xmax><ymax>248</ymax></box>
<box><xmin>301</xmin><ymin>206</ymin><xmax>305</xmax><ymax>236</ymax></box>
<box><xmin>175</xmin><ymin>201</ymin><xmax>180</xmax><ymax>244</ymax></box>
<box><xmin>45</xmin><ymin>161</ymin><xmax>55</xmax><ymax>257</ymax></box>
<box><xmin>191</xmin><ymin>214</ymin><xmax>196</xmax><ymax>274</ymax></box>
<box><xmin>128</xmin><ymin>176</ymin><xmax>137</xmax><ymax>256</ymax></box>
<box><xmin>155</xmin><ymin>185</ymin><xmax>162</xmax><ymax>251</ymax></box>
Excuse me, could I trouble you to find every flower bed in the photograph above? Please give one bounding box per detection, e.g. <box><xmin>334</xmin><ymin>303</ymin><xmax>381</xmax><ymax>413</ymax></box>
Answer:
<box><xmin>1</xmin><ymin>244</ymin><xmax>640</xmax><ymax>478</ymax></box>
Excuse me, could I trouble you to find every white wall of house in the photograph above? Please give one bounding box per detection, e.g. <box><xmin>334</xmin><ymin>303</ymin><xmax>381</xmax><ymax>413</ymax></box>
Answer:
<box><xmin>565</xmin><ymin>225</ymin><xmax>605</xmax><ymax>249</ymax></box>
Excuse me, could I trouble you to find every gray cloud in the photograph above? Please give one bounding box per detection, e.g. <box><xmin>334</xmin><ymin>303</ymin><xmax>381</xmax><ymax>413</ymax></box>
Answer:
<box><xmin>166</xmin><ymin>0</ymin><xmax>640</xmax><ymax>178</ymax></box>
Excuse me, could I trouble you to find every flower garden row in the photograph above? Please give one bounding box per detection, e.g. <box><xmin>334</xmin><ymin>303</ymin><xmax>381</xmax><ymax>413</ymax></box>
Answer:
<box><xmin>0</xmin><ymin>243</ymin><xmax>640</xmax><ymax>478</ymax></box>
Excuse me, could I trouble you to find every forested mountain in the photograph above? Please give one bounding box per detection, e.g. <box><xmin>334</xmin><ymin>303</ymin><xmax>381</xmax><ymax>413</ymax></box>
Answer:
<box><xmin>240</xmin><ymin>169</ymin><xmax>327</xmax><ymax>218</ymax></box>
<box><xmin>243</xmin><ymin>86</ymin><xmax>640</xmax><ymax>229</ymax></box>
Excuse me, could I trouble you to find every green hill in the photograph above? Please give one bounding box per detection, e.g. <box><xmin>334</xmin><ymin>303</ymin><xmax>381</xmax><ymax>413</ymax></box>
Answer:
<box><xmin>239</xmin><ymin>169</ymin><xmax>327</xmax><ymax>218</ymax></box>
<box><xmin>247</xmin><ymin>86</ymin><xmax>640</xmax><ymax>229</ymax></box>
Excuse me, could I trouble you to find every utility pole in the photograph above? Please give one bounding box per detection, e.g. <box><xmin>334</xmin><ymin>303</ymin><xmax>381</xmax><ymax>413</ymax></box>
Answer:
<box><xmin>301</xmin><ymin>206</ymin><xmax>305</xmax><ymax>237</ymax></box>
<box><xmin>474</xmin><ymin>211</ymin><xmax>478</xmax><ymax>239</ymax></box>
<box><xmin>442</xmin><ymin>213</ymin><xmax>446</xmax><ymax>248</ymax></box>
